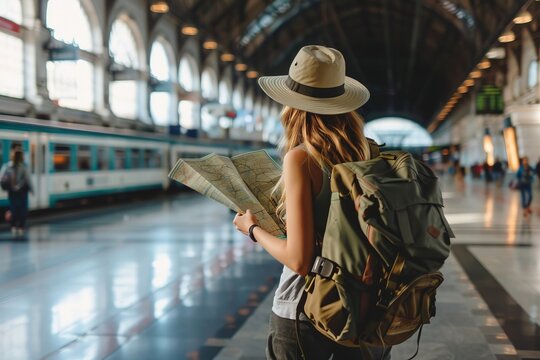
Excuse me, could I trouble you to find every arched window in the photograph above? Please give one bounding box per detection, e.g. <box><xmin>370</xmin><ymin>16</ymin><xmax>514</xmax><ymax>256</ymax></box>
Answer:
<box><xmin>244</xmin><ymin>87</ymin><xmax>255</xmax><ymax>132</ymax></box>
<box><xmin>178</xmin><ymin>55</ymin><xmax>199</xmax><ymax>129</ymax></box>
<box><xmin>219</xmin><ymin>79</ymin><xmax>231</xmax><ymax>105</ymax></box>
<box><xmin>232</xmin><ymin>81</ymin><xmax>244</xmax><ymax>111</ymax></box>
<box><xmin>109</xmin><ymin>16</ymin><xmax>142</xmax><ymax>119</ymax></box>
<box><xmin>149</xmin><ymin>39</ymin><xmax>173</xmax><ymax>126</ymax></box>
<box><xmin>254</xmin><ymin>97</ymin><xmax>263</xmax><ymax>131</ymax></box>
<box><xmin>364</xmin><ymin>117</ymin><xmax>433</xmax><ymax>147</ymax></box>
<box><xmin>179</xmin><ymin>55</ymin><xmax>198</xmax><ymax>92</ymax></box>
<box><xmin>528</xmin><ymin>60</ymin><xmax>538</xmax><ymax>89</ymax></box>
<box><xmin>0</xmin><ymin>0</ymin><xmax>24</xmax><ymax>98</ymax></box>
<box><xmin>46</xmin><ymin>0</ymin><xmax>96</xmax><ymax>111</ymax></box>
<box><xmin>201</xmin><ymin>67</ymin><xmax>217</xmax><ymax>100</ymax></box>
<box><xmin>262</xmin><ymin>97</ymin><xmax>271</xmax><ymax>118</ymax></box>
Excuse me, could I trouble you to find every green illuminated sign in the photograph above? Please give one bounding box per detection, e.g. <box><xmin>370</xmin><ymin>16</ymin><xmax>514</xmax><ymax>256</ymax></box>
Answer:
<box><xmin>476</xmin><ymin>85</ymin><xmax>504</xmax><ymax>114</ymax></box>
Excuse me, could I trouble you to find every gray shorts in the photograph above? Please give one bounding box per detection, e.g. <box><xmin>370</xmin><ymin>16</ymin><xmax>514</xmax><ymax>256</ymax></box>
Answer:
<box><xmin>266</xmin><ymin>312</ymin><xmax>391</xmax><ymax>360</ymax></box>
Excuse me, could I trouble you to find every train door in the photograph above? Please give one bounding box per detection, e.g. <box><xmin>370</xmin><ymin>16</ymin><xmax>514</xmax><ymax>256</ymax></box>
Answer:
<box><xmin>27</xmin><ymin>132</ymin><xmax>39</xmax><ymax>210</ymax></box>
<box><xmin>37</xmin><ymin>133</ymin><xmax>50</xmax><ymax>208</ymax></box>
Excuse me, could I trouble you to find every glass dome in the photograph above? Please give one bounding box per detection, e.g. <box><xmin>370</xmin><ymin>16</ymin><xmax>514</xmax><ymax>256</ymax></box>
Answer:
<box><xmin>364</xmin><ymin>117</ymin><xmax>433</xmax><ymax>147</ymax></box>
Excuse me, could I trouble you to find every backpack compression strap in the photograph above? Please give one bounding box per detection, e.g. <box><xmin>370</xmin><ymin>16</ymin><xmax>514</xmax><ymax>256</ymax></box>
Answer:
<box><xmin>367</xmin><ymin>138</ymin><xmax>381</xmax><ymax>159</ymax></box>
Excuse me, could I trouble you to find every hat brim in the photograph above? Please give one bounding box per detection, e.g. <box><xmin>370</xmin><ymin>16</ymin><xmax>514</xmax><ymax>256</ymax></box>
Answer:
<box><xmin>258</xmin><ymin>75</ymin><xmax>370</xmax><ymax>115</ymax></box>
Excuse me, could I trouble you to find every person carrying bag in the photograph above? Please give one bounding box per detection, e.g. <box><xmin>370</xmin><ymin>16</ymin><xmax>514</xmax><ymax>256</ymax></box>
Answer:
<box><xmin>0</xmin><ymin>148</ymin><xmax>33</xmax><ymax>236</ymax></box>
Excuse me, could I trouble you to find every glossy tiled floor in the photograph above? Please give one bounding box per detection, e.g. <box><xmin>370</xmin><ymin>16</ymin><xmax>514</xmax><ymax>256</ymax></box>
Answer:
<box><xmin>0</xmin><ymin>177</ymin><xmax>539</xmax><ymax>359</ymax></box>
<box><xmin>216</xmin><ymin>178</ymin><xmax>540</xmax><ymax>360</ymax></box>
<box><xmin>0</xmin><ymin>194</ymin><xmax>281</xmax><ymax>360</ymax></box>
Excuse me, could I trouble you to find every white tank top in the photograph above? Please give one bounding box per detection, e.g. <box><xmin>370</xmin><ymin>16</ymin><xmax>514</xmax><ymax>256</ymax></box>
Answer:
<box><xmin>271</xmin><ymin>168</ymin><xmax>331</xmax><ymax>320</ymax></box>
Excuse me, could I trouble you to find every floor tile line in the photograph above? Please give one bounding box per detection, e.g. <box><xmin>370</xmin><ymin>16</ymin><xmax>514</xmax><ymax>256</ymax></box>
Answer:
<box><xmin>453</xmin><ymin>244</ymin><xmax>540</xmax><ymax>352</ymax></box>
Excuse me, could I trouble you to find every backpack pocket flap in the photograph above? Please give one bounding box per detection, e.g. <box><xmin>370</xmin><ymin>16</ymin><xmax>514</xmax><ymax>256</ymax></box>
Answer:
<box><xmin>360</xmin><ymin>175</ymin><xmax>443</xmax><ymax>211</ymax></box>
<box><xmin>388</xmin><ymin>272</ymin><xmax>443</xmax><ymax>309</ymax></box>
<box><xmin>367</xmin><ymin>272</ymin><xmax>444</xmax><ymax>346</ymax></box>
<box><xmin>303</xmin><ymin>267</ymin><xmax>375</xmax><ymax>347</ymax></box>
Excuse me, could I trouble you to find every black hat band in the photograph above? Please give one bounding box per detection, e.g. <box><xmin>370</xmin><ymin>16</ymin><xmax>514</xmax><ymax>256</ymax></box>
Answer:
<box><xmin>285</xmin><ymin>76</ymin><xmax>345</xmax><ymax>98</ymax></box>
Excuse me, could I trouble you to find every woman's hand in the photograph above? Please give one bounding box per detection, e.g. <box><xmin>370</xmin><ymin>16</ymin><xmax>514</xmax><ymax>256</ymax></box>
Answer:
<box><xmin>233</xmin><ymin>209</ymin><xmax>258</xmax><ymax>235</ymax></box>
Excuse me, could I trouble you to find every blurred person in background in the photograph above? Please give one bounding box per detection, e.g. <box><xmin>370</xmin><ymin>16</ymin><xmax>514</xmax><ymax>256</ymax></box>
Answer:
<box><xmin>483</xmin><ymin>160</ymin><xmax>493</xmax><ymax>183</ymax></box>
<box><xmin>0</xmin><ymin>147</ymin><xmax>33</xmax><ymax>236</ymax></box>
<box><xmin>492</xmin><ymin>157</ymin><xmax>504</xmax><ymax>187</ymax></box>
<box><xmin>535</xmin><ymin>158</ymin><xmax>540</xmax><ymax>185</ymax></box>
<box><xmin>516</xmin><ymin>156</ymin><xmax>534</xmax><ymax>217</ymax></box>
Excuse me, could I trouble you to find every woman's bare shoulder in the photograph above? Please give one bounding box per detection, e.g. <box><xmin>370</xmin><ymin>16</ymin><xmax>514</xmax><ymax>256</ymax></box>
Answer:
<box><xmin>283</xmin><ymin>147</ymin><xmax>309</xmax><ymax>167</ymax></box>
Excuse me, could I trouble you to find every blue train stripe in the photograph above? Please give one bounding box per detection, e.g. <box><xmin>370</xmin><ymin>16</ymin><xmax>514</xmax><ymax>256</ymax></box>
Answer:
<box><xmin>48</xmin><ymin>184</ymin><xmax>163</xmax><ymax>205</ymax></box>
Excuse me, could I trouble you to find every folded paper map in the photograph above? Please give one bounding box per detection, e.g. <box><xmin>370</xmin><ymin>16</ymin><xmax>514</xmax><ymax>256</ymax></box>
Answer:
<box><xmin>168</xmin><ymin>150</ymin><xmax>284</xmax><ymax>236</ymax></box>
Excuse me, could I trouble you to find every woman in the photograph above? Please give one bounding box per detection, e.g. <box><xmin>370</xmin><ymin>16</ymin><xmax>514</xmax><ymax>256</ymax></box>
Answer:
<box><xmin>233</xmin><ymin>46</ymin><xmax>390</xmax><ymax>359</ymax></box>
<box><xmin>517</xmin><ymin>156</ymin><xmax>534</xmax><ymax>217</ymax></box>
<box><xmin>0</xmin><ymin>147</ymin><xmax>32</xmax><ymax>235</ymax></box>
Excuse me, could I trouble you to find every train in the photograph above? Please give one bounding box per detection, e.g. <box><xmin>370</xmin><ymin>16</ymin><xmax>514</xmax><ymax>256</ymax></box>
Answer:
<box><xmin>0</xmin><ymin>115</ymin><xmax>278</xmax><ymax>210</ymax></box>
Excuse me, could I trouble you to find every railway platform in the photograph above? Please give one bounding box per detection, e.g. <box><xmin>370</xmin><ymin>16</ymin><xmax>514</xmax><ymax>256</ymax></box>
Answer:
<box><xmin>0</xmin><ymin>178</ymin><xmax>539</xmax><ymax>360</ymax></box>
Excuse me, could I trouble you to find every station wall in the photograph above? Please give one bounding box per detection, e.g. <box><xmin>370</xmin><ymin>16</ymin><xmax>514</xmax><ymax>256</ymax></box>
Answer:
<box><xmin>432</xmin><ymin>27</ymin><xmax>540</xmax><ymax>170</ymax></box>
<box><xmin>0</xmin><ymin>0</ymin><xmax>281</xmax><ymax>142</ymax></box>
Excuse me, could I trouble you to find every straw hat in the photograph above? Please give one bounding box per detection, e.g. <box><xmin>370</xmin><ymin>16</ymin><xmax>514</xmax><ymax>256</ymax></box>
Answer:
<box><xmin>258</xmin><ymin>45</ymin><xmax>370</xmax><ymax>115</ymax></box>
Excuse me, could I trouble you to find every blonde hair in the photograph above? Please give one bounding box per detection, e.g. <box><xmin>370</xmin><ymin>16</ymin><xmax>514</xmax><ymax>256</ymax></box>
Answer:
<box><xmin>273</xmin><ymin>106</ymin><xmax>370</xmax><ymax>222</ymax></box>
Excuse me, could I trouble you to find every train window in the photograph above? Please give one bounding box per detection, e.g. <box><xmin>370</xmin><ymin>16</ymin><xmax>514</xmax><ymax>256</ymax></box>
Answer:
<box><xmin>131</xmin><ymin>148</ymin><xmax>141</xmax><ymax>169</ymax></box>
<box><xmin>114</xmin><ymin>148</ymin><xmax>127</xmax><ymax>169</ymax></box>
<box><xmin>97</xmin><ymin>147</ymin><xmax>108</xmax><ymax>170</ymax></box>
<box><xmin>78</xmin><ymin>145</ymin><xmax>91</xmax><ymax>171</ymax></box>
<box><xmin>143</xmin><ymin>149</ymin><xmax>162</xmax><ymax>168</ymax></box>
<box><xmin>154</xmin><ymin>150</ymin><xmax>162</xmax><ymax>168</ymax></box>
<box><xmin>143</xmin><ymin>149</ymin><xmax>152</xmax><ymax>168</ymax></box>
<box><xmin>53</xmin><ymin>144</ymin><xmax>71</xmax><ymax>172</ymax></box>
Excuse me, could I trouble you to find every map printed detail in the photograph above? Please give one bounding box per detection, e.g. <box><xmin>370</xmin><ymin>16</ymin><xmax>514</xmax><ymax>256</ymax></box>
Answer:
<box><xmin>168</xmin><ymin>150</ymin><xmax>284</xmax><ymax>236</ymax></box>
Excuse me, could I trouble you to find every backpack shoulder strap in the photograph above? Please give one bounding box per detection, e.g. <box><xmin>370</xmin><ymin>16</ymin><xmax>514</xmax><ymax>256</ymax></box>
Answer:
<box><xmin>367</xmin><ymin>138</ymin><xmax>380</xmax><ymax>159</ymax></box>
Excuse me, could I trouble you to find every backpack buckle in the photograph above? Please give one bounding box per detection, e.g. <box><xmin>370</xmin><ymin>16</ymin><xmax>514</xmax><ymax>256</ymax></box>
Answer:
<box><xmin>376</xmin><ymin>289</ymin><xmax>395</xmax><ymax>309</ymax></box>
<box><xmin>311</xmin><ymin>256</ymin><xmax>336</xmax><ymax>278</ymax></box>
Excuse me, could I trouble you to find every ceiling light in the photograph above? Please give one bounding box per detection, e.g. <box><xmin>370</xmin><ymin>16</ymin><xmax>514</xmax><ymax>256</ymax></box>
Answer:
<box><xmin>458</xmin><ymin>86</ymin><xmax>468</xmax><ymax>94</ymax></box>
<box><xmin>513</xmin><ymin>10</ymin><xmax>532</xmax><ymax>24</ymax></box>
<box><xmin>150</xmin><ymin>0</ymin><xmax>169</xmax><ymax>13</ymax></box>
<box><xmin>469</xmin><ymin>70</ymin><xmax>482</xmax><ymax>78</ymax></box>
<box><xmin>220</xmin><ymin>53</ymin><xmax>235</xmax><ymax>62</ymax></box>
<box><xmin>498</xmin><ymin>30</ymin><xmax>515</xmax><ymax>43</ymax></box>
<box><xmin>486</xmin><ymin>47</ymin><xmax>506</xmax><ymax>59</ymax></box>
<box><xmin>203</xmin><ymin>40</ymin><xmax>218</xmax><ymax>50</ymax></box>
<box><xmin>181</xmin><ymin>25</ymin><xmax>198</xmax><ymax>36</ymax></box>
<box><xmin>478</xmin><ymin>59</ymin><xmax>491</xmax><ymax>69</ymax></box>
<box><xmin>246</xmin><ymin>70</ymin><xmax>259</xmax><ymax>79</ymax></box>
<box><xmin>464</xmin><ymin>79</ymin><xmax>475</xmax><ymax>87</ymax></box>
<box><xmin>235</xmin><ymin>63</ymin><xmax>248</xmax><ymax>71</ymax></box>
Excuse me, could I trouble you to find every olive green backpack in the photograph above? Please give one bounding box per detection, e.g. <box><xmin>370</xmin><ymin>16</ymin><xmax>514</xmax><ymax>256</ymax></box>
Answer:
<box><xmin>297</xmin><ymin>144</ymin><xmax>454</xmax><ymax>357</ymax></box>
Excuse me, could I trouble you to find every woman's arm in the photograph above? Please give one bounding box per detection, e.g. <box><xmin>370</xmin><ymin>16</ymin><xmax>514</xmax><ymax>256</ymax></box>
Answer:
<box><xmin>234</xmin><ymin>148</ymin><xmax>316</xmax><ymax>276</ymax></box>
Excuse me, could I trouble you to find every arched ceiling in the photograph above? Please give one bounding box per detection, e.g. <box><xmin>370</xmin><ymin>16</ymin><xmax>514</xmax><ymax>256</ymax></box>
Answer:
<box><xmin>171</xmin><ymin>0</ymin><xmax>529</xmax><ymax>127</ymax></box>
